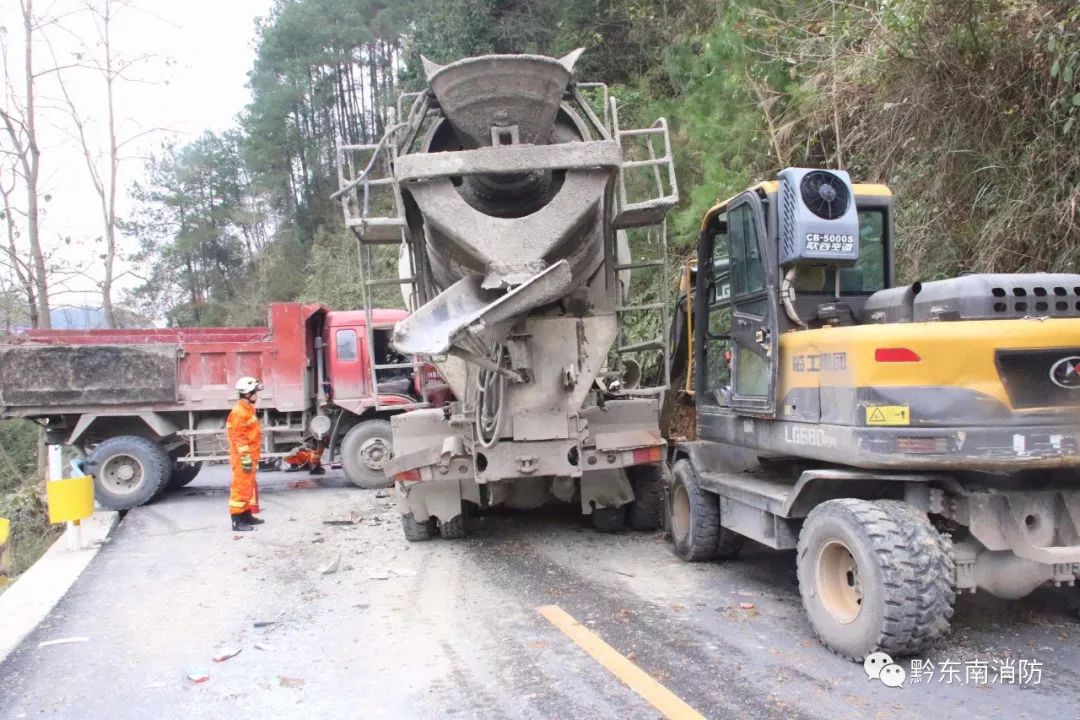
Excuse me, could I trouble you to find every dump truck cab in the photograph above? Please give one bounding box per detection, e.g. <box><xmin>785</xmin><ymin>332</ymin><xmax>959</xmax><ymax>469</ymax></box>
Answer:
<box><xmin>666</xmin><ymin>168</ymin><xmax>1080</xmax><ymax>662</ymax></box>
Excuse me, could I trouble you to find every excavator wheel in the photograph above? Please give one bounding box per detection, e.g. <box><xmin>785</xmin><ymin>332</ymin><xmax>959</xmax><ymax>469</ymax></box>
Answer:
<box><xmin>669</xmin><ymin>459</ymin><xmax>743</xmax><ymax>561</ymax></box>
<box><xmin>875</xmin><ymin>500</ymin><xmax>956</xmax><ymax>652</ymax></box>
<box><xmin>796</xmin><ymin>498</ymin><xmax>953</xmax><ymax>661</ymax></box>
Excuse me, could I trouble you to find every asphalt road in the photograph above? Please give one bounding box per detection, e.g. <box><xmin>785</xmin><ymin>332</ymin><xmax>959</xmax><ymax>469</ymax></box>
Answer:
<box><xmin>1</xmin><ymin>464</ymin><xmax>1079</xmax><ymax>720</ymax></box>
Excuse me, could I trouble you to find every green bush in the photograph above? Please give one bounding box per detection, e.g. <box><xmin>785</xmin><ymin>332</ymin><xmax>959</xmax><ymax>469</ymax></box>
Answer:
<box><xmin>0</xmin><ymin>420</ymin><xmax>58</xmax><ymax>580</ymax></box>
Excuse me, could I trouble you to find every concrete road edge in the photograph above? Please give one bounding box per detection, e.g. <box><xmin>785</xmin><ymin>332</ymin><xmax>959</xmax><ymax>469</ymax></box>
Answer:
<box><xmin>0</xmin><ymin>510</ymin><xmax>120</xmax><ymax>664</ymax></box>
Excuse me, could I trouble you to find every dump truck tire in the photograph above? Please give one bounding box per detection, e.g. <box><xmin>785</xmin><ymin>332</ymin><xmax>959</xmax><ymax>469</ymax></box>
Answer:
<box><xmin>167</xmin><ymin>461</ymin><xmax>202</xmax><ymax>490</ymax></box>
<box><xmin>402</xmin><ymin>513</ymin><xmax>435</xmax><ymax>542</ymax></box>
<box><xmin>341</xmin><ymin>419</ymin><xmax>394</xmax><ymax>489</ymax></box>
<box><xmin>89</xmin><ymin>436</ymin><xmax>171</xmax><ymax>510</ymax></box>
<box><xmin>669</xmin><ymin>459</ymin><xmax>742</xmax><ymax>561</ymax></box>
<box><xmin>797</xmin><ymin>498</ymin><xmax>940</xmax><ymax>661</ymax></box>
<box><xmin>876</xmin><ymin>500</ymin><xmax>956</xmax><ymax>652</ymax></box>
<box><xmin>627</xmin><ymin>464</ymin><xmax>663</xmax><ymax>531</ymax></box>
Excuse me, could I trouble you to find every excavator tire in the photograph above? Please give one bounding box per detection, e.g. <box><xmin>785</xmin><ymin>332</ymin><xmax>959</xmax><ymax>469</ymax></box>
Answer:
<box><xmin>876</xmin><ymin>500</ymin><xmax>956</xmax><ymax>652</ymax></box>
<box><xmin>669</xmin><ymin>459</ymin><xmax>743</xmax><ymax>561</ymax></box>
<box><xmin>796</xmin><ymin>498</ymin><xmax>952</xmax><ymax>661</ymax></box>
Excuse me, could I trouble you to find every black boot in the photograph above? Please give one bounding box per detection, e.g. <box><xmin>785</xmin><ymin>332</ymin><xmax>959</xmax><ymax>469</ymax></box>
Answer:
<box><xmin>243</xmin><ymin>510</ymin><xmax>265</xmax><ymax>526</ymax></box>
<box><xmin>232</xmin><ymin>514</ymin><xmax>253</xmax><ymax>532</ymax></box>
<box><xmin>309</xmin><ymin>464</ymin><xmax>326</xmax><ymax>476</ymax></box>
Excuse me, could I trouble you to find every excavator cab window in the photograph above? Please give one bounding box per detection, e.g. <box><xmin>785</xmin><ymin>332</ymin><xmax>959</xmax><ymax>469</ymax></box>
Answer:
<box><xmin>702</xmin><ymin>225</ymin><xmax>733</xmax><ymax>407</ymax></box>
<box><xmin>696</xmin><ymin>193</ymin><xmax>779</xmax><ymax>416</ymax></box>
<box><xmin>798</xmin><ymin>209</ymin><xmax>888</xmax><ymax>297</ymax></box>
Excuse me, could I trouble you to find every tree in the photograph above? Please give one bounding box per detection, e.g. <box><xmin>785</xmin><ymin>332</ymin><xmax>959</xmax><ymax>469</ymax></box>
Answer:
<box><xmin>0</xmin><ymin>0</ymin><xmax>54</xmax><ymax>328</ymax></box>
<box><xmin>126</xmin><ymin>131</ymin><xmax>267</xmax><ymax>325</ymax></box>
<box><xmin>47</xmin><ymin>0</ymin><xmax>169</xmax><ymax>328</ymax></box>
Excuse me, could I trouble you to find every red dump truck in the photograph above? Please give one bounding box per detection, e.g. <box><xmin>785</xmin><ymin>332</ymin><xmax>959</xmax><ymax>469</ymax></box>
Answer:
<box><xmin>0</xmin><ymin>303</ymin><xmax>449</xmax><ymax>509</ymax></box>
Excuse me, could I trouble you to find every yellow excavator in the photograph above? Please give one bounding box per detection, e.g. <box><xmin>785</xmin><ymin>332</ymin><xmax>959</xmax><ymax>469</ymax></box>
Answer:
<box><xmin>664</xmin><ymin>168</ymin><xmax>1080</xmax><ymax>660</ymax></box>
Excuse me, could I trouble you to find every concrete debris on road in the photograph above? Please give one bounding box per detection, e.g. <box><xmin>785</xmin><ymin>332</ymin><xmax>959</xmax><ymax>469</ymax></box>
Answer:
<box><xmin>254</xmin><ymin>643</ymin><xmax>272</xmax><ymax>651</ymax></box>
<box><xmin>37</xmin><ymin>637</ymin><xmax>89</xmax><ymax>648</ymax></box>
<box><xmin>320</xmin><ymin>554</ymin><xmax>342</xmax><ymax>575</ymax></box>
<box><xmin>322</xmin><ymin>512</ymin><xmax>360</xmax><ymax>525</ymax></box>
<box><xmin>738</xmin><ymin>603</ymin><xmax>756</xmax><ymax>610</ymax></box>
<box><xmin>212</xmin><ymin>647</ymin><xmax>242</xmax><ymax>663</ymax></box>
<box><xmin>374</xmin><ymin>490</ymin><xmax>392</xmax><ymax>498</ymax></box>
<box><xmin>367</xmin><ymin>569</ymin><xmax>390</xmax><ymax>580</ymax></box>
<box><xmin>279</xmin><ymin>676</ymin><xmax>305</xmax><ymax>689</ymax></box>
<box><xmin>187</xmin><ymin>670</ymin><xmax>210</xmax><ymax>684</ymax></box>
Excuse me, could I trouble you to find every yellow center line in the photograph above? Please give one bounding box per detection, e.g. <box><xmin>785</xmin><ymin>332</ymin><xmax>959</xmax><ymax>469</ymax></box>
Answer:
<box><xmin>537</xmin><ymin>604</ymin><xmax>706</xmax><ymax>720</ymax></box>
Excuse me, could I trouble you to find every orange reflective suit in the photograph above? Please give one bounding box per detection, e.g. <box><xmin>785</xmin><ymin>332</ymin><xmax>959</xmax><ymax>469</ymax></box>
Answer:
<box><xmin>283</xmin><ymin>444</ymin><xmax>324</xmax><ymax>469</ymax></box>
<box><xmin>226</xmin><ymin>398</ymin><xmax>261</xmax><ymax>516</ymax></box>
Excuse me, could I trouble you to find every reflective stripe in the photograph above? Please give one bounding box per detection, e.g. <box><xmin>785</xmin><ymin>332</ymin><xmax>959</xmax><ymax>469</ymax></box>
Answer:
<box><xmin>228</xmin><ymin>500</ymin><xmax>247</xmax><ymax>508</ymax></box>
<box><xmin>238</xmin><ymin>446</ymin><xmax>251</xmax><ymax>453</ymax></box>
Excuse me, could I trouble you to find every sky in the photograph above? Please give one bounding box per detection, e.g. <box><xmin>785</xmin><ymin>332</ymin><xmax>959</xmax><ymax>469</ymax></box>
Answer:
<box><xmin>1</xmin><ymin>0</ymin><xmax>275</xmax><ymax>313</ymax></box>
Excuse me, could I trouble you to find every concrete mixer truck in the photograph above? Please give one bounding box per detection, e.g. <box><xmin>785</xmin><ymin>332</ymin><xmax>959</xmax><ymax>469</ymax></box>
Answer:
<box><xmin>333</xmin><ymin>50</ymin><xmax>679</xmax><ymax>540</ymax></box>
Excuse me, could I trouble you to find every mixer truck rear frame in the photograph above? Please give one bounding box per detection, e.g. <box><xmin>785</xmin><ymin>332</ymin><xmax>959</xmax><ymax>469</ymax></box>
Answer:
<box><xmin>335</xmin><ymin>50</ymin><xmax>677</xmax><ymax>539</ymax></box>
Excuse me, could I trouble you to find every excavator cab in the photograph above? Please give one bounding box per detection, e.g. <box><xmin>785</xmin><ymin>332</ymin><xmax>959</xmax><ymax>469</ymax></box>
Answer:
<box><xmin>671</xmin><ymin>176</ymin><xmax>895</xmax><ymax>423</ymax></box>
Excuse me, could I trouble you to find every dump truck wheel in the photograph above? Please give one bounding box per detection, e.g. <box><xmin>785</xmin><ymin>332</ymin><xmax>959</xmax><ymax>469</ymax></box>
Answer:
<box><xmin>591</xmin><ymin>505</ymin><xmax>626</xmax><ymax>533</ymax></box>
<box><xmin>167</xmin><ymin>461</ymin><xmax>202</xmax><ymax>490</ymax></box>
<box><xmin>89</xmin><ymin>436</ymin><xmax>171</xmax><ymax>510</ymax></box>
<box><xmin>797</xmin><ymin>498</ymin><xmax>935</xmax><ymax>661</ymax></box>
<box><xmin>669</xmin><ymin>459</ymin><xmax>743</xmax><ymax>561</ymax></box>
<box><xmin>401</xmin><ymin>513</ymin><xmax>435</xmax><ymax>542</ymax></box>
<box><xmin>341</xmin><ymin>419</ymin><xmax>394</xmax><ymax>489</ymax></box>
<box><xmin>627</xmin><ymin>464</ymin><xmax>663</xmax><ymax>531</ymax></box>
<box><xmin>876</xmin><ymin>500</ymin><xmax>956</xmax><ymax>652</ymax></box>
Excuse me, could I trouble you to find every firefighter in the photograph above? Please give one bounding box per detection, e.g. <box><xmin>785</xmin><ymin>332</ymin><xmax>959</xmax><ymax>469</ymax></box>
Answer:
<box><xmin>227</xmin><ymin>376</ymin><xmax>265</xmax><ymax>531</ymax></box>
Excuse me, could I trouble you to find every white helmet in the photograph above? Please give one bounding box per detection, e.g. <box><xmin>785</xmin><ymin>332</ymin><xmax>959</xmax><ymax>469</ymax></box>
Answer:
<box><xmin>235</xmin><ymin>376</ymin><xmax>262</xmax><ymax>396</ymax></box>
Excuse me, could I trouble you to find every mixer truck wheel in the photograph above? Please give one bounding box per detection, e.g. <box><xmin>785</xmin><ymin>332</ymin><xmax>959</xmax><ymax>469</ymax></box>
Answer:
<box><xmin>797</xmin><ymin>498</ymin><xmax>946</xmax><ymax>661</ymax></box>
<box><xmin>401</xmin><ymin>513</ymin><xmax>435</xmax><ymax>542</ymax></box>
<box><xmin>341</xmin><ymin>419</ymin><xmax>394</xmax><ymax>489</ymax></box>
<box><xmin>88</xmin><ymin>436</ymin><xmax>171</xmax><ymax>510</ymax></box>
<box><xmin>438</xmin><ymin>501</ymin><xmax>474</xmax><ymax>539</ymax></box>
<box><xmin>591</xmin><ymin>506</ymin><xmax>626</xmax><ymax>532</ymax></box>
<box><xmin>439</xmin><ymin>514</ymin><xmax>469</xmax><ymax>539</ymax></box>
<box><xmin>627</xmin><ymin>464</ymin><xmax>664</xmax><ymax>531</ymax></box>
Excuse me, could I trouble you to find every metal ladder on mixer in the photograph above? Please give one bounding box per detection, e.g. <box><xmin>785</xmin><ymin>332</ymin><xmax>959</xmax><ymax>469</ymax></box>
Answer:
<box><xmin>608</xmin><ymin>98</ymin><xmax>680</xmax><ymax>396</ymax></box>
<box><xmin>333</xmin><ymin>99</ymin><xmax>440</xmax><ymax>412</ymax></box>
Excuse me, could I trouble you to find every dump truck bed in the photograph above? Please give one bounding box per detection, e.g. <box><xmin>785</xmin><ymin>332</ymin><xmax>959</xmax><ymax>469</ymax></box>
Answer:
<box><xmin>0</xmin><ymin>304</ymin><xmax>322</xmax><ymax>416</ymax></box>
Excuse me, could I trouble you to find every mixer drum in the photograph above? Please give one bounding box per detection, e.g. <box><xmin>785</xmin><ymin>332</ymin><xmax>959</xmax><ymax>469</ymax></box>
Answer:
<box><xmin>394</xmin><ymin>50</ymin><xmax>616</xmax><ymax>357</ymax></box>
